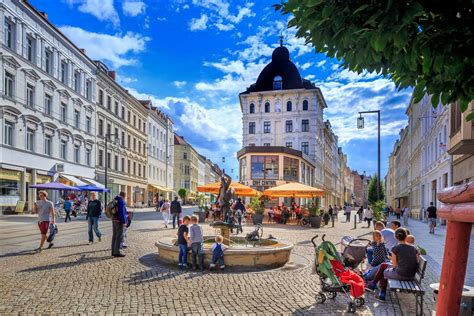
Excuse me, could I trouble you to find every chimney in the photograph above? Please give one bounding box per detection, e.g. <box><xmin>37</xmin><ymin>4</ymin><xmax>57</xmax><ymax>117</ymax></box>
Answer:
<box><xmin>40</xmin><ymin>12</ymin><xmax>48</xmax><ymax>20</ymax></box>
<box><xmin>107</xmin><ymin>71</ymin><xmax>116</xmax><ymax>80</ymax></box>
<box><xmin>79</xmin><ymin>48</ymin><xmax>87</xmax><ymax>55</ymax></box>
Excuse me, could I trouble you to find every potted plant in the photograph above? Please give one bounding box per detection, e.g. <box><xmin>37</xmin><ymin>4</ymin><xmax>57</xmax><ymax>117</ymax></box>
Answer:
<box><xmin>249</xmin><ymin>196</ymin><xmax>265</xmax><ymax>225</ymax></box>
<box><xmin>193</xmin><ymin>193</ymin><xmax>207</xmax><ymax>223</ymax></box>
<box><xmin>371</xmin><ymin>200</ymin><xmax>387</xmax><ymax>226</ymax></box>
<box><xmin>308</xmin><ymin>203</ymin><xmax>322</xmax><ymax>228</ymax></box>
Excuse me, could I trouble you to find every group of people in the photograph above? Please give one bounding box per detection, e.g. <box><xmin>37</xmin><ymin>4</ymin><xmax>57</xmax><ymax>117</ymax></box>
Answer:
<box><xmin>268</xmin><ymin>202</ymin><xmax>303</xmax><ymax>224</ymax></box>
<box><xmin>176</xmin><ymin>215</ymin><xmax>227</xmax><ymax>271</ymax></box>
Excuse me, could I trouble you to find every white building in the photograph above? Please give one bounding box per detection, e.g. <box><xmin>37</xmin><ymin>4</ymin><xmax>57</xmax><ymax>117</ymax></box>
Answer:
<box><xmin>197</xmin><ymin>154</ymin><xmax>206</xmax><ymax>187</ymax></box>
<box><xmin>0</xmin><ymin>0</ymin><xmax>97</xmax><ymax>213</ymax></box>
<box><xmin>143</xmin><ymin>100</ymin><xmax>174</xmax><ymax>202</ymax></box>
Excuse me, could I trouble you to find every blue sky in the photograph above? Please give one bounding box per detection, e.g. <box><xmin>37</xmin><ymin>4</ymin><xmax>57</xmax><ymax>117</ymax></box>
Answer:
<box><xmin>31</xmin><ymin>0</ymin><xmax>412</xmax><ymax>180</ymax></box>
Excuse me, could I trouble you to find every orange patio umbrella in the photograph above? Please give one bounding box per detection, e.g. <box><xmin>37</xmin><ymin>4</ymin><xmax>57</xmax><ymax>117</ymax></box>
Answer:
<box><xmin>262</xmin><ymin>182</ymin><xmax>324</xmax><ymax>198</ymax></box>
<box><xmin>197</xmin><ymin>181</ymin><xmax>261</xmax><ymax>197</ymax></box>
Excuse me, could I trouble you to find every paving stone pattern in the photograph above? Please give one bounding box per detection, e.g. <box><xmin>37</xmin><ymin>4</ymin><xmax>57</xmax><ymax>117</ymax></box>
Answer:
<box><xmin>0</xmin><ymin>210</ymin><xmax>438</xmax><ymax>315</ymax></box>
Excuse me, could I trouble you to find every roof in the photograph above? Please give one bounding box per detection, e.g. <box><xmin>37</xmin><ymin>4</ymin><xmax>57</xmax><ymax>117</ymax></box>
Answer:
<box><xmin>240</xmin><ymin>45</ymin><xmax>317</xmax><ymax>94</ymax></box>
<box><xmin>174</xmin><ymin>134</ymin><xmax>188</xmax><ymax>146</ymax></box>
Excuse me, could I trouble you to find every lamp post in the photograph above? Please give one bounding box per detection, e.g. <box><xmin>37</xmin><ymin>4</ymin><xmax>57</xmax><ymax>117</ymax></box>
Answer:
<box><xmin>104</xmin><ymin>133</ymin><xmax>119</xmax><ymax>203</ymax></box>
<box><xmin>357</xmin><ymin>110</ymin><xmax>381</xmax><ymax>201</ymax></box>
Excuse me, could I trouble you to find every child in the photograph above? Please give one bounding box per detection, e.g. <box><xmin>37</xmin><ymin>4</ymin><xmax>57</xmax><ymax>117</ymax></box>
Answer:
<box><xmin>406</xmin><ymin>235</ymin><xmax>415</xmax><ymax>245</ymax></box>
<box><xmin>121</xmin><ymin>210</ymin><xmax>133</xmax><ymax>249</ymax></box>
<box><xmin>235</xmin><ymin>208</ymin><xmax>243</xmax><ymax>233</ymax></box>
<box><xmin>364</xmin><ymin>230</ymin><xmax>389</xmax><ymax>281</ymax></box>
<box><xmin>177</xmin><ymin>216</ymin><xmax>190</xmax><ymax>269</ymax></box>
<box><xmin>210</xmin><ymin>235</ymin><xmax>227</xmax><ymax>271</ymax></box>
<box><xmin>189</xmin><ymin>215</ymin><xmax>204</xmax><ymax>270</ymax></box>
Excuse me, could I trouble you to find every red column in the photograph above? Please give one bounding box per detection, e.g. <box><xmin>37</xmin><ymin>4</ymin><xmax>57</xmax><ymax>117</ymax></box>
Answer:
<box><xmin>436</xmin><ymin>220</ymin><xmax>472</xmax><ymax>316</ymax></box>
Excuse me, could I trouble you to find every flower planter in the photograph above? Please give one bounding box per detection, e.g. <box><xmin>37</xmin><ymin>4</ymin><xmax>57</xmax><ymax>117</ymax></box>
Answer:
<box><xmin>309</xmin><ymin>216</ymin><xmax>322</xmax><ymax>228</ymax></box>
<box><xmin>252</xmin><ymin>213</ymin><xmax>264</xmax><ymax>225</ymax></box>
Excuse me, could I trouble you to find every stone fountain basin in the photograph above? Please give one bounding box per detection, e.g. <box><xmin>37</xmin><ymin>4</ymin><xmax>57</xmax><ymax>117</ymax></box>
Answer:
<box><xmin>155</xmin><ymin>236</ymin><xmax>294</xmax><ymax>269</ymax></box>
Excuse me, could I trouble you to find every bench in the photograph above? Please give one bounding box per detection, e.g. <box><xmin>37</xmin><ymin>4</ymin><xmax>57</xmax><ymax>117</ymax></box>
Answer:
<box><xmin>388</xmin><ymin>256</ymin><xmax>427</xmax><ymax>316</ymax></box>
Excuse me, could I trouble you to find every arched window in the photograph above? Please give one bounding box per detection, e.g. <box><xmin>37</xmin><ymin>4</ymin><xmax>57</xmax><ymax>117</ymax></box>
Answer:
<box><xmin>273</xmin><ymin>76</ymin><xmax>282</xmax><ymax>90</ymax></box>
<box><xmin>249</xmin><ymin>103</ymin><xmax>255</xmax><ymax>114</ymax></box>
<box><xmin>286</xmin><ymin>101</ymin><xmax>292</xmax><ymax>112</ymax></box>
<box><xmin>264</xmin><ymin>102</ymin><xmax>270</xmax><ymax>113</ymax></box>
<box><xmin>302</xmin><ymin>100</ymin><xmax>309</xmax><ymax>111</ymax></box>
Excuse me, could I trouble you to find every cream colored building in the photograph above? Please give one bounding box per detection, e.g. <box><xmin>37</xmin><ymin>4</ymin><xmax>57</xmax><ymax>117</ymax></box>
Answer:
<box><xmin>173</xmin><ymin>134</ymin><xmax>199</xmax><ymax>202</ymax></box>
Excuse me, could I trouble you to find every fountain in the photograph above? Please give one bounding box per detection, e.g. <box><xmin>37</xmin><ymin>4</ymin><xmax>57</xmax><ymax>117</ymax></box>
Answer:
<box><xmin>155</xmin><ymin>174</ymin><xmax>294</xmax><ymax>269</ymax></box>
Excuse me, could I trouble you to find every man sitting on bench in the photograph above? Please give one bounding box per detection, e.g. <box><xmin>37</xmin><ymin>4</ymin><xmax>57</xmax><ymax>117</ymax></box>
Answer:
<box><xmin>366</xmin><ymin>227</ymin><xmax>419</xmax><ymax>301</ymax></box>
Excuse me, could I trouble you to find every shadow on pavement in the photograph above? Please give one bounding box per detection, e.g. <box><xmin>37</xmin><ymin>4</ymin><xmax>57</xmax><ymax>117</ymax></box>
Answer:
<box><xmin>0</xmin><ymin>249</ymin><xmax>37</xmax><ymax>258</ymax></box>
<box><xmin>18</xmin><ymin>255</ymin><xmax>112</xmax><ymax>273</ymax></box>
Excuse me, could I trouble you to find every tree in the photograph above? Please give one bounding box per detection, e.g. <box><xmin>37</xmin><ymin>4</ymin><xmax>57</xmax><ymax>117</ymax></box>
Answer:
<box><xmin>274</xmin><ymin>1</ymin><xmax>474</xmax><ymax>120</ymax></box>
<box><xmin>178</xmin><ymin>188</ymin><xmax>187</xmax><ymax>204</ymax></box>
<box><xmin>367</xmin><ymin>174</ymin><xmax>385</xmax><ymax>203</ymax></box>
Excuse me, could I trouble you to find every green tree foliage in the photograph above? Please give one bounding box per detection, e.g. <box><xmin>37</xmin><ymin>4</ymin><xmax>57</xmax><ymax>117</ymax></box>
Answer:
<box><xmin>274</xmin><ymin>1</ymin><xmax>473</xmax><ymax>119</ymax></box>
<box><xmin>178</xmin><ymin>188</ymin><xmax>187</xmax><ymax>204</ymax></box>
<box><xmin>367</xmin><ymin>174</ymin><xmax>385</xmax><ymax>204</ymax></box>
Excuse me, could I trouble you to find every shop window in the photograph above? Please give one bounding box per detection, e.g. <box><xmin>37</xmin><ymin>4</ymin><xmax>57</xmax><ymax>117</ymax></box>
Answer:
<box><xmin>251</xmin><ymin>155</ymin><xmax>279</xmax><ymax>179</ymax></box>
<box><xmin>283</xmin><ymin>157</ymin><xmax>299</xmax><ymax>181</ymax></box>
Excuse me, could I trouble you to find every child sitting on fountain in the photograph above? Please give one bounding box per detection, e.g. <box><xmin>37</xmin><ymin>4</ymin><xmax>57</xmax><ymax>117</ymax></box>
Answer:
<box><xmin>210</xmin><ymin>235</ymin><xmax>227</xmax><ymax>271</ymax></box>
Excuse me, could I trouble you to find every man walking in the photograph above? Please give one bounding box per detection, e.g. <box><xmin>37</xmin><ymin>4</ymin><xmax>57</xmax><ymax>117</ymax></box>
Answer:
<box><xmin>33</xmin><ymin>191</ymin><xmax>56</xmax><ymax>252</ymax></box>
<box><xmin>344</xmin><ymin>204</ymin><xmax>351</xmax><ymax>222</ymax></box>
<box><xmin>426</xmin><ymin>202</ymin><xmax>437</xmax><ymax>234</ymax></box>
<box><xmin>170</xmin><ymin>196</ymin><xmax>182</xmax><ymax>229</ymax></box>
<box><xmin>111</xmin><ymin>191</ymin><xmax>127</xmax><ymax>257</ymax></box>
<box><xmin>402</xmin><ymin>206</ymin><xmax>410</xmax><ymax>226</ymax></box>
<box><xmin>86</xmin><ymin>192</ymin><xmax>102</xmax><ymax>244</ymax></box>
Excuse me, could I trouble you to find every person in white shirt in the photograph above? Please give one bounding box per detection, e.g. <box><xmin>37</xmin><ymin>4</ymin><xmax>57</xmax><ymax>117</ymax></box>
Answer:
<box><xmin>402</xmin><ymin>207</ymin><xmax>410</xmax><ymax>226</ymax></box>
<box><xmin>160</xmin><ymin>199</ymin><xmax>171</xmax><ymax>228</ymax></box>
<box><xmin>364</xmin><ymin>207</ymin><xmax>374</xmax><ymax>228</ymax></box>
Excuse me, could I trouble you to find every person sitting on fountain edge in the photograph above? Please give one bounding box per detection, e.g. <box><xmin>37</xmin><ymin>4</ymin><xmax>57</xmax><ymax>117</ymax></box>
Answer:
<box><xmin>210</xmin><ymin>235</ymin><xmax>227</xmax><ymax>271</ymax></box>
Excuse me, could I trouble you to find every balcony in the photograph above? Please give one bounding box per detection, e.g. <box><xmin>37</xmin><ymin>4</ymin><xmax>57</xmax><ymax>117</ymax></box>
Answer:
<box><xmin>448</xmin><ymin>102</ymin><xmax>474</xmax><ymax>155</ymax></box>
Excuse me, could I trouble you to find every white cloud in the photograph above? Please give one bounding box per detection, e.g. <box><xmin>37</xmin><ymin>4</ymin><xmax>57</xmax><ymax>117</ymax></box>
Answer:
<box><xmin>173</xmin><ymin>81</ymin><xmax>187</xmax><ymax>88</ymax></box>
<box><xmin>59</xmin><ymin>26</ymin><xmax>150</xmax><ymax>68</ymax></box>
<box><xmin>316</xmin><ymin>60</ymin><xmax>327</xmax><ymax>67</ymax></box>
<box><xmin>328</xmin><ymin>69</ymin><xmax>380</xmax><ymax>82</ymax></box>
<box><xmin>297</xmin><ymin>62</ymin><xmax>313</xmax><ymax>70</ymax></box>
<box><xmin>189</xmin><ymin>1</ymin><xmax>255</xmax><ymax>32</ymax></box>
<box><xmin>63</xmin><ymin>0</ymin><xmax>119</xmax><ymax>26</ymax></box>
<box><xmin>227</xmin><ymin>4</ymin><xmax>256</xmax><ymax>23</ymax></box>
<box><xmin>189</xmin><ymin>14</ymin><xmax>209</xmax><ymax>31</ymax></box>
<box><xmin>116</xmin><ymin>73</ymin><xmax>137</xmax><ymax>84</ymax></box>
<box><xmin>215</xmin><ymin>23</ymin><xmax>235</xmax><ymax>31</ymax></box>
<box><xmin>122</xmin><ymin>0</ymin><xmax>146</xmax><ymax>17</ymax></box>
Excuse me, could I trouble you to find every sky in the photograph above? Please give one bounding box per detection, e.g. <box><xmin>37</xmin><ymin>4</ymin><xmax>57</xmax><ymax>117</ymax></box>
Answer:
<box><xmin>30</xmin><ymin>0</ymin><xmax>412</xmax><ymax>180</ymax></box>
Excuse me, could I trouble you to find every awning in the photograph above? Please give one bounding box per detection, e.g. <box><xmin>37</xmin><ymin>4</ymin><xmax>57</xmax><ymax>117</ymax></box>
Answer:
<box><xmin>59</xmin><ymin>174</ymin><xmax>87</xmax><ymax>186</ymax></box>
<box><xmin>82</xmin><ymin>178</ymin><xmax>105</xmax><ymax>189</ymax></box>
<box><xmin>150</xmin><ymin>184</ymin><xmax>173</xmax><ymax>192</ymax></box>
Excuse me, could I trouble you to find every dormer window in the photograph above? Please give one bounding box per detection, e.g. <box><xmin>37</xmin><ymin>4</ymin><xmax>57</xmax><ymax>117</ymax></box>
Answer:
<box><xmin>249</xmin><ymin>103</ymin><xmax>255</xmax><ymax>113</ymax></box>
<box><xmin>273</xmin><ymin>76</ymin><xmax>282</xmax><ymax>90</ymax></box>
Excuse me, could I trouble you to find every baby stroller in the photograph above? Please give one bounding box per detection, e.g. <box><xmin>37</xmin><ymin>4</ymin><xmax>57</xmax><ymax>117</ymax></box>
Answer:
<box><xmin>312</xmin><ymin>234</ymin><xmax>366</xmax><ymax>313</ymax></box>
<box><xmin>340</xmin><ymin>236</ymin><xmax>371</xmax><ymax>270</ymax></box>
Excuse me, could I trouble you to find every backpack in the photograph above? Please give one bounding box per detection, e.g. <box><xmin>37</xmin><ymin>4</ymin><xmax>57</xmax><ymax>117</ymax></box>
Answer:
<box><xmin>105</xmin><ymin>200</ymin><xmax>118</xmax><ymax>219</ymax></box>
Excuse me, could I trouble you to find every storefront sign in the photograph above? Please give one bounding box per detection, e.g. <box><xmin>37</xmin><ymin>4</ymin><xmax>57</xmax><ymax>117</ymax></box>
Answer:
<box><xmin>252</xmin><ymin>180</ymin><xmax>277</xmax><ymax>187</ymax></box>
<box><xmin>15</xmin><ymin>200</ymin><xmax>26</xmax><ymax>213</ymax></box>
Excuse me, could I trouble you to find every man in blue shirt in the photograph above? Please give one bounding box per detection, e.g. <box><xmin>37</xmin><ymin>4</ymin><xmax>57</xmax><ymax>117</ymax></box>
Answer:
<box><xmin>112</xmin><ymin>191</ymin><xmax>127</xmax><ymax>257</ymax></box>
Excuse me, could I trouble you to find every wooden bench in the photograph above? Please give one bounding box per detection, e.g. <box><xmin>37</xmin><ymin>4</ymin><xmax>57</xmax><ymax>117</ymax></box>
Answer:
<box><xmin>388</xmin><ymin>256</ymin><xmax>427</xmax><ymax>316</ymax></box>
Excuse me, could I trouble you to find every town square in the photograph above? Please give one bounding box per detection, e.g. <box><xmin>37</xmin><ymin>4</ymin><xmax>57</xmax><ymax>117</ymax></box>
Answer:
<box><xmin>1</xmin><ymin>0</ymin><xmax>473</xmax><ymax>315</ymax></box>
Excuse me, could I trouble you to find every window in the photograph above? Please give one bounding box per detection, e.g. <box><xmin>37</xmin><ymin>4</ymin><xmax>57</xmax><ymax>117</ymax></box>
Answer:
<box><xmin>4</xmin><ymin>19</ymin><xmax>14</xmax><ymax>49</ymax></box>
<box><xmin>450</xmin><ymin>102</ymin><xmax>462</xmax><ymax>136</ymax></box>
<box><xmin>143</xmin><ymin>122</ymin><xmax>146</xmax><ymax>133</ymax></box>
<box><xmin>128</xmin><ymin>159</ymin><xmax>131</xmax><ymax>174</ymax></box>
<box><xmin>85</xmin><ymin>117</ymin><xmax>91</xmax><ymax>133</ymax></box>
<box><xmin>114</xmin><ymin>155</ymin><xmax>118</xmax><ymax>170</ymax></box>
<box><xmin>263</xmin><ymin>121</ymin><xmax>271</xmax><ymax>133</ymax></box>
<box><xmin>98</xmin><ymin>90</ymin><xmax>104</xmax><ymax>105</ymax></box>
<box><xmin>121</xmin><ymin>132</ymin><xmax>125</xmax><ymax>146</ymax></box>
<box><xmin>133</xmin><ymin>138</ymin><xmax>136</xmax><ymax>151</ymax></box>
<box><xmin>98</xmin><ymin>119</ymin><xmax>104</xmax><ymax>136</ymax></box>
<box><xmin>302</xmin><ymin>100</ymin><xmax>309</xmax><ymax>111</ymax></box>
<box><xmin>26</xmin><ymin>35</ymin><xmax>35</xmax><ymax>63</ymax></box>
<box><xmin>86</xmin><ymin>149</ymin><xmax>91</xmax><ymax>166</ymax></box>
<box><xmin>301</xmin><ymin>142</ymin><xmax>309</xmax><ymax>155</ymax></box>
<box><xmin>74</xmin><ymin>146</ymin><xmax>80</xmax><ymax>163</ymax></box>
<box><xmin>26</xmin><ymin>84</ymin><xmax>35</xmax><ymax>108</ymax></box>
<box><xmin>138</xmin><ymin>164</ymin><xmax>142</xmax><ymax>177</ymax></box>
<box><xmin>249</xmin><ymin>103</ymin><xmax>255</xmax><ymax>113</ymax></box>
<box><xmin>74</xmin><ymin>71</ymin><xmax>80</xmax><ymax>92</ymax></box>
<box><xmin>283</xmin><ymin>157</ymin><xmax>299</xmax><ymax>181</ymax></box>
<box><xmin>4</xmin><ymin>71</ymin><xmax>14</xmax><ymax>98</ymax></box>
<box><xmin>184</xmin><ymin>165</ymin><xmax>190</xmax><ymax>175</ymax></box>
<box><xmin>273</xmin><ymin>76</ymin><xmax>282</xmax><ymax>90</ymax></box>
<box><xmin>249</xmin><ymin>143</ymin><xmax>255</xmax><ymax>147</ymax></box>
<box><xmin>106</xmin><ymin>123</ymin><xmax>111</xmax><ymax>136</ymax></box>
<box><xmin>45</xmin><ymin>49</ymin><xmax>52</xmax><ymax>74</ymax></box>
<box><xmin>61</xmin><ymin>61</ymin><xmax>67</xmax><ymax>84</ymax></box>
<box><xmin>264</xmin><ymin>102</ymin><xmax>270</xmax><ymax>113</ymax></box>
<box><xmin>301</xmin><ymin>119</ymin><xmax>309</xmax><ymax>132</ymax></box>
<box><xmin>121</xmin><ymin>107</ymin><xmax>125</xmax><ymax>119</ymax></box>
<box><xmin>183</xmin><ymin>152</ymin><xmax>188</xmax><ymax>160</ymax></box>
<box><xmin>133</xmin><ymin>162</ymin><xmax>136</xmax><ymax>175</ymax></box>
<box><xmin>98</xmin><ymin>149</ymin><xmax>104</xmax><ymax>167</ymax></box>
<box><xmin>133</xmin><ymin>115</ymin><xmax>136</xmax><ymax>127</ymax></box>
<box><xmin>285</xmin><ymin>142</ymin><xmax>292</xmax><ymax>148</ymax></box>
<box><xmin>286</xmin><ymin>101</ymin><xmax>292</xmax><ymax>112</ymax></box>
<box><xmin>127</xmin><ymin>111</ymin><xmax>131</xmax><ymax>123</ymax></box>
<box><xmin>107</xmin><ymin>153</ymin><xmax>111</xmax><ymax>168</ymax></box>
<box><xmin>107</xmin><ymin>95</ymin><xmax>111</xmax><ymax>110</ymax></box>
<box><xmin>143</xmin><ymin>143</ymin><xmax>146</xmax><ymax>155</ymax></box>
<box><xmin>138</xmin><ymin>119</ymin><xmax>142</xmax><ymax>131</ymax></box>
<box><xmin>85</xmin><ymin>80</ymin><xmax>92</xmax><ymax>99</ymax></box>
<box><xmin>249</xmin><ymin>122</ymin><xmax>256</xmax><ymax>134</ymax></box>
<box><xmin>44</xmin><ymin>135</ymin><xmax>52</xmax><ymax>156</ymax></box>
<box><xmin>114</xmin><ymin>101</ymin><xmax>119</xmax><ymax>115</ymax></box>
<box><xmin>251</xmin><ymin>155</ymin><xmax>279</xmax><ymax>179</ymax></box>
<box><xmin>114</xmin><ymin>128</ymin><xmax>119</xmax><ymax>138</ymax></box>
<box><xmin>74</xmin><ymin>110</ymin><xmax>80</xmax><ymax>128</ymax></box>
<box><xmin>61</xmin><ymin>103</ymin><xmax>67</xmax><ymax>122</ymax></box>
<box><xmin>264</xmin><ymin>143</ymin><xmax>270</xmax><ymax>146</ymax></box>
<box><xmin>4</xmin><ymin>121</ymin><xmax>13</xmax><ymax>145</ymax></box>
<box><xmin>26</xmin><ymin>128</ymin><xmax>35</xmax><ymax>152</ymax></box>
<box><xmin>44</xmin><ymin>94</ymin><xmax>52</xmax><ymax>115</ymax></box>
<box><xmin>285</xmin><ymin>120</ymin><xmax>293</xmax><ymax>133</ymax></box>
<box><xmin>60</xmin><ymin>140</ymin><xmax>67</xmax><ymax>160</ymax></box>
<box><xmin>121</xmin><ymin>158</ymin><xmax>125</xmax><ymax>172</ymax></box>
<box><xmin>127</xmin><ymin>135</ymin><xmax>131</xmax><ymax>149</ymax></box>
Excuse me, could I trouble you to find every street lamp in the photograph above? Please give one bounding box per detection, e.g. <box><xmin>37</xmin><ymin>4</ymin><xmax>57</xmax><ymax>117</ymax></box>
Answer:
<box><xmin>104</xmin><ymin>133</ymin><xmax>120</xmax><ymax>203</ymax></box>
<box><xmin>357</xmin><ymin>110</ymin><xmax>381</xmax><ymax>201</ymax></box>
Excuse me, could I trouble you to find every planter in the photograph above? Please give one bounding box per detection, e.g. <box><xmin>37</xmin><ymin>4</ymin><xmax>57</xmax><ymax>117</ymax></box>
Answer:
<box><xmin>193</xmin><ymin>211</ymin><xmax>206</xmax><ymax>223</ymax></box>
<box><xmin>309</xmin><ymin>216</ymin><xmax>322</xmax><ymax>228</ymax></box>
<box><xmin>252</xmin><ymin>213</ymin><xmax>264</xmax><ymax>225</ymax></box>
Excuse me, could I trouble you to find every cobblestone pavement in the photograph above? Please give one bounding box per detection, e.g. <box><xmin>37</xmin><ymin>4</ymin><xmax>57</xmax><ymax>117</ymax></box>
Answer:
<box><xmin>0</xmin><ymin>210</ymin><xmax>438</xmax><ymax>315</ymax></box>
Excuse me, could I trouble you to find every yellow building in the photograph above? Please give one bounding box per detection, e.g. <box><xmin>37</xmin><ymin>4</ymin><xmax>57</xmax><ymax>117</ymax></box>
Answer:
<box><xmin>173</xmin><ymin>134</ymin><xmax>199</xmax><ymax>202</ymax></box>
